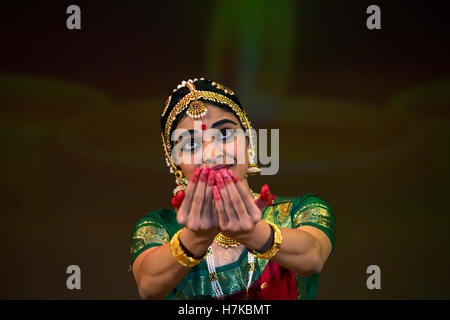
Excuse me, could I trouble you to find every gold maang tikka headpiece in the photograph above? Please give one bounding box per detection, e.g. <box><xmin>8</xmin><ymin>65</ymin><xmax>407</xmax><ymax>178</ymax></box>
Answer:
<box><xmin>161</xmin><ymin>79</ymin><xmax>261</xmax><ymax>196</ymax></box>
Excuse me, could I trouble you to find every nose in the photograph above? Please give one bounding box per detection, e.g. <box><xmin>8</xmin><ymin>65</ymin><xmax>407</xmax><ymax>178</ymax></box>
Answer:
<box><xmin>202</xmin><ymin>139</ymin><xmax>223</xmax><ymax>166</ymax></box>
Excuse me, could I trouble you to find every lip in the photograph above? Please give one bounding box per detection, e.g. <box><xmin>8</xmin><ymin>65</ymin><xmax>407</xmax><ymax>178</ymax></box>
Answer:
<box><xmin>210</xmin><ymin>164</ymin><xmax>233</xmax><ymax>171</ymax></box>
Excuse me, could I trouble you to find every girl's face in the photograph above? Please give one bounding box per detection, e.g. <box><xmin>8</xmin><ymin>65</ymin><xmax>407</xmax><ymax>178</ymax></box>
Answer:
<box><xmin>172</xmin><ymin>104</ymin><xmax>249</xmax><ymax>182</ymax></box>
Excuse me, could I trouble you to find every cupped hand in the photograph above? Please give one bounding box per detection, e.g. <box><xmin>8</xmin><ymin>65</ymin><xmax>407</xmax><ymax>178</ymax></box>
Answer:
<box><xmin>212</xmin><ymin>169</ymin><xmax>272</xmax><ymax>239</ymax></box>
<box><xmin>174</xmin><ymin>167</ymin><xmax>219</xmax><ymax>240</ymax></box>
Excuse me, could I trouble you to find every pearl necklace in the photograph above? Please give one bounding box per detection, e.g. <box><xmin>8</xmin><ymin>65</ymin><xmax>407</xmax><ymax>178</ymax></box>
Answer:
<box><xmin>205</xmin><ymin>191</ymin><xmax>258</xmax><ymax>299</ymax></box>
<box><xmin>205</xmin><ymin>246</ymin><xmax>254</xmax><ymax>299</ymax></box>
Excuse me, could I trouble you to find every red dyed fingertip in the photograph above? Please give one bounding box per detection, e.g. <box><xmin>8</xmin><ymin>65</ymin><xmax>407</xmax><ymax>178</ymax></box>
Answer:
<box><xmin>228</xmin><ymin>170</ymin><xmax>239</xmax><ymax>183</ymax></box>
<box><xmin>208</xmin><ymin>170</ymin><xmax>216</xmax><ymax>186</ymax></box>
<box><xmin>200</xmin><ymin>166</ymin><xmax>210</xmax><ymax>181</ymax></box>
<box><xmin>219</xmin><ymin>168</ymin><xmax>228</xmax><ymax>178</ymax></box>
<box><xmin>220</xmin><ymin>168</ymin><xmax>233</xmax><ymax>184</ymax></box>
<box><xmin>215</xmin><ymin>172</ymin><xmax>225</xmax><ymax>188</ymax></box>
<box><xmin>191</xmin><ymin>167</ymin><xmax>202</xmax><ymax>183</ymax></box>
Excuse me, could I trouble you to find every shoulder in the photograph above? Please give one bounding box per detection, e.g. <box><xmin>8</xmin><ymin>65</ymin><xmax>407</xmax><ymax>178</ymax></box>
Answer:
<box><xmin>265</xmin><ymin>193</ymin><xmax>336</xmax><ymax>247</ymax></box>
<box><xmin>270</xmin><ymin>193</ymin><xmax>334</xmax><ymax>213</ymax></box>
<box><xmin>290</xmin><ymin>193</ymin><xmax>334</xmax><ymax>214</ymax></box>
<box><xmin>283</xmin><ymin>193</ymin><xmax>336</xmax><ymax>253</ymax></box>
<box><xmin>129</xmin><ymin>208</ymin><xmax>179</xmax><ymax>270</ymax></box>
<box><xmin>131</xmin><ymin>208</ymin><xmax>178</xmax><ymax>232</ymax></box>
<box><xmin>279</xmin><ymin>192</ymin><xmax>335</xmax><ymax>225</ymax></box>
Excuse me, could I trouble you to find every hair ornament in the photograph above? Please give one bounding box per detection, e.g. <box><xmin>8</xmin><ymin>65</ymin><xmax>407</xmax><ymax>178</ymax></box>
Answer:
<box><xmin>161</xmin><ymin>95</ymin><xmax>172</xmax><ymax>117</ymax></box>
<box><xmin>186</xmin><ymin>100</ymin><xmax>208</xmax><ymax>119</ymax></box>
<box><xmin>212</xmin><ymin>81</ymin><xmax>234</xmax><ymax>95</ymax></box>
<box><xmin>185</xmin><ymin>80</ymin><xmax>208</xmax><ymax>119</ymax></box>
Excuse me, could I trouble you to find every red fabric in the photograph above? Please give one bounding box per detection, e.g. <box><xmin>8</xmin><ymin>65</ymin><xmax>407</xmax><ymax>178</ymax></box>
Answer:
<box><xmin>225</xmin><ymin>261</ymin><xmax>298</xmax><ymax>300</ymax></box>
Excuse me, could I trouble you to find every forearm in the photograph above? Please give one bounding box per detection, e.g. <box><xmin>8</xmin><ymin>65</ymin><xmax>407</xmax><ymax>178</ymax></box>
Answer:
<box><xmin>236</xmin><ymin>221</ymin><xmax>324</xmax><ymax>276</ymax></box>
<box><xmin>272</xmin><ymin>227</ymin><xmax>324</xmax><ymax>276</ymax></box>
<box><xmin>136</xmin><ymin>228</ymin><xmax>213</xmax><ymax>299</ymax></box>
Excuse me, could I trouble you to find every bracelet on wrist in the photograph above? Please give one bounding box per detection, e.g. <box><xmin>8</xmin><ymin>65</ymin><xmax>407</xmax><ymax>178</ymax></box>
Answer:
<box><xmin>170</xmin><ymin>229</ymin><xmax>207</xmax><ymax>267</ymax></box>
<box><xmin>248</xmin><ymin>220</ymin><xmax>283</xmax><ymax>260</ymax></box>
<box><xmin>254</xmin><ymin>223</ymin><xmax>274</xmax><ymax>253</ymax></box>
<box><xmin>179</xmin><ymin>234</ymin><xmax>207</xmax><ymax>260</ymax></box>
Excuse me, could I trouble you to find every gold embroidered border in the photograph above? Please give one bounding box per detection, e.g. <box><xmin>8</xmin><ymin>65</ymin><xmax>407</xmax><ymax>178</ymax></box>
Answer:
<box><xmin>130</xmin><ymin>225</ymin><xmax>170</xmax><ymax>257</ymax></box>
<box><xmin>292</xmin><ymin>206</ymin><xmax>334</xmax><ymax>231</ymax></box>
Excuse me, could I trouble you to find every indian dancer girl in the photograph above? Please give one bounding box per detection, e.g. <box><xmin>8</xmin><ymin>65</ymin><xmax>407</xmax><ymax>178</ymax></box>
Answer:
<box><xmin>129</xmin><ymin>78</ymin><xmax>336</xmax><ymax>299</ymax></box>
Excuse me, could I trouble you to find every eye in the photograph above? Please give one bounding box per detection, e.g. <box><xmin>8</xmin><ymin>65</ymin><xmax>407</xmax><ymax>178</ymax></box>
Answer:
<box><xmin>219</xmin><ymin>128</ymin><xmax>235</xmax><ymax>141</ymax></box>
<box><xmin>182</xmin><ymin>138</ymin><xmax>201</xmax><ymax>152</ymax></box>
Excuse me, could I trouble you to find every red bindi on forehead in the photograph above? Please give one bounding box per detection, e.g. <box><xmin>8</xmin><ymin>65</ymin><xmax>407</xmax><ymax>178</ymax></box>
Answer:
<box><xmin>201</xmin><ymin>124</ymin><xmax>207</xmax><ymax>131</ymax></box>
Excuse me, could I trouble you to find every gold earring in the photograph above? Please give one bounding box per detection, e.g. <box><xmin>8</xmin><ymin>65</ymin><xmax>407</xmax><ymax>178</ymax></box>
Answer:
<box><xmin>173</xmin><ymin>170</ymin><xmax>187</xmax><ymax>196</ymax></box>
<box><xmin>247</xmin><ymin>163</ymin><xmax>261</xmax><ymax>175</ymax></box>
<box><xmin>247</xmin><ymin>149</ymin><xmax>261</xmax><ymax>175</ymax></box>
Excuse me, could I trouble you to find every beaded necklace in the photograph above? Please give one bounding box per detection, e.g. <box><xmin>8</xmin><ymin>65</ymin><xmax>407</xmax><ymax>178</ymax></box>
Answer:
<box><xmin>205</xmin><ymin>246</ymin><xmax>254</xmax><ymax>299</ymax></box>
<box><xmin>205</xmin><ymin>191</ymin><xmax>258</xmax><ymax>299</ymax></box>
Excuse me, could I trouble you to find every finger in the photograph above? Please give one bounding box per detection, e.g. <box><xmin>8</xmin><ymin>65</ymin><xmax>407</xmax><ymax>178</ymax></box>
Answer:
<box><xmin>228</xmin><ymin>170</ymin><xmax>262</xmax><ymax>221</ymax></box>
<box><xmin>176</xmin><ymin>167</ymin><xmax>201</xmax><ymax>225</ymax></box>
<box><xmin>220</xmin><ymin>169</ymin><xmax>250</xmax><ymax>222</ymax></box>
<box><xmin>228</xmin><ymin>169</ymin><xmax>255</xmax><ymax>208</ymax></box>
<box><xmin>188</xmin><ymin>167</ymin><xmax>209</xmax><ymax>230</ymax></box>
<box><xmin>215</xmin><ymin>171</ymin><xmax>238</xmax><ymax>229</ymax></box>
<box><xmin>182</xmin><ymin>167</ymin><xmax>202</xmax><ymax>204</ymax></box>
<box><xmin>213</xmin><ymin>186</ymin><xmax>228</xmax><ymax>230</ymax></box>
<box><xmin>202</xmin><ymin>169</ymin><xmax>217</xmax><ymax>227</ymax></box>
<box><xmin>211</xmin><ymin>204</ymin><xmax>219</xmax><ymax>228</ymax></box>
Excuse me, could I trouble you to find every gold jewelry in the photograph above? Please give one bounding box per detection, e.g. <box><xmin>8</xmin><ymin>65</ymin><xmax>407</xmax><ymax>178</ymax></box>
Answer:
<box><xmin>214</xmin><ymin>233</ymin><xmax>240</xmax><ymax>248</ymax></box>
<box><xmin>172</xmin><ymin>170</ymin><xmax>187</xmax><ymax>196</ymax></box>
<box><xmin>186</xmin><ymin>100</ymin><xmax>208</xmax><ymax>119</ymax></box>
<box><xmin>170</xmin><ymin>230</ymin><xmax>206</xmax><ymax>267</ymax></box>
<box><xmin>247</xmin><ymin>163</ymin><xmax>261</xmax><ymax>175</ymax></box>
<box><xmin>161</xmin><ymin>95</ymin><xmax>171</xmax><ymax>117</ymax></box>
<box><xmin>248</xmin><ymin>221</ymin><xmax>283</xmax><ymax>260</ymax></box>
<box><xmin>162</xmin><ymin>132</ymin><xmax>188</xmax><ymax>196</ymax></box>
<box><xmin>172</xmin><ymin>184</ymin><xmax>186</xmax><ymax>196</ymax></box>
<box><xmin>247</xmin><ymin>145</ymin><xmax>261</xmax><ymax>175</ymax></box>
<box><xmin>212</xmin><ymin>81</ymin><xmax>235</xmax><ymax>95</ymax></box>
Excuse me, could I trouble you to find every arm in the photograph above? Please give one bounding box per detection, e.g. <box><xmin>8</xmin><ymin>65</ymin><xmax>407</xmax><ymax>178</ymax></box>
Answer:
<box><xmin>213</xmin><ymin>169</ymin><xmax>334</xmax><ymax>277</ymax></box>
<box><xmin>235</xmin><ymin>221</ymin><xmax>332</xmax><ymax>277</ymax></box>
<box><xmin>132</xmin><ymin>228</ymin><xmax>213</xmax><ymax>300</ymax></box>
<box><xmin>132</xmin><ymin>167</ymin><xmax>219</xmax><ymax>299</ymax></box>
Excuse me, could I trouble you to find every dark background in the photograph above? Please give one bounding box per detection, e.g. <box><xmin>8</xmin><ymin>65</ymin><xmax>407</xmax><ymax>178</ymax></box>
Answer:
<box><xmin>0</xmin><ymin>1</ymin><xmax>449</xmax><ymax>299</ymax></box>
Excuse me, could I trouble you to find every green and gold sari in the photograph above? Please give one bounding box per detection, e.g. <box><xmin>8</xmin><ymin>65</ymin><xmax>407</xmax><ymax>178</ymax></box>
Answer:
<box><xmin>129</xmin><ymin>193</ymin><xmax>336</xmax><ymax>300</ymax></box>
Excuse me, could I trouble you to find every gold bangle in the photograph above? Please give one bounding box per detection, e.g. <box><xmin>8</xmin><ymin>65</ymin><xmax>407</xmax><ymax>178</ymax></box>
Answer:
<box><xmin>170</xmin><ymin>229</ymin><xmax>206</xmax><ymax>267</ymax></box>
<box><xmin>248</xmin><ymin>220</ymin><xmax>283</xmax><ymax>260</ymax></box>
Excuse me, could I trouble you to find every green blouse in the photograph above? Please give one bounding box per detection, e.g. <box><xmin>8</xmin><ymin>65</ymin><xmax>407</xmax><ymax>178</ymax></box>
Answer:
<box><xmin>129</xmin><ymin>193</ymin><xmax>336</xmax><ymax>299</ymax></box>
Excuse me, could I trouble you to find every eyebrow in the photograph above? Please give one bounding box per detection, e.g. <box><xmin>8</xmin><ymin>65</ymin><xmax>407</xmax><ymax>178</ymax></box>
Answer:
<box><xmin>173</xmin><ymin>119</ymin><xmax>239</xmax><ymax>144</ymax></box>
<box><xmin>211</xmin><ymin>119</ymin><xmax>238</xmax><ymax>128</ymax></box>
